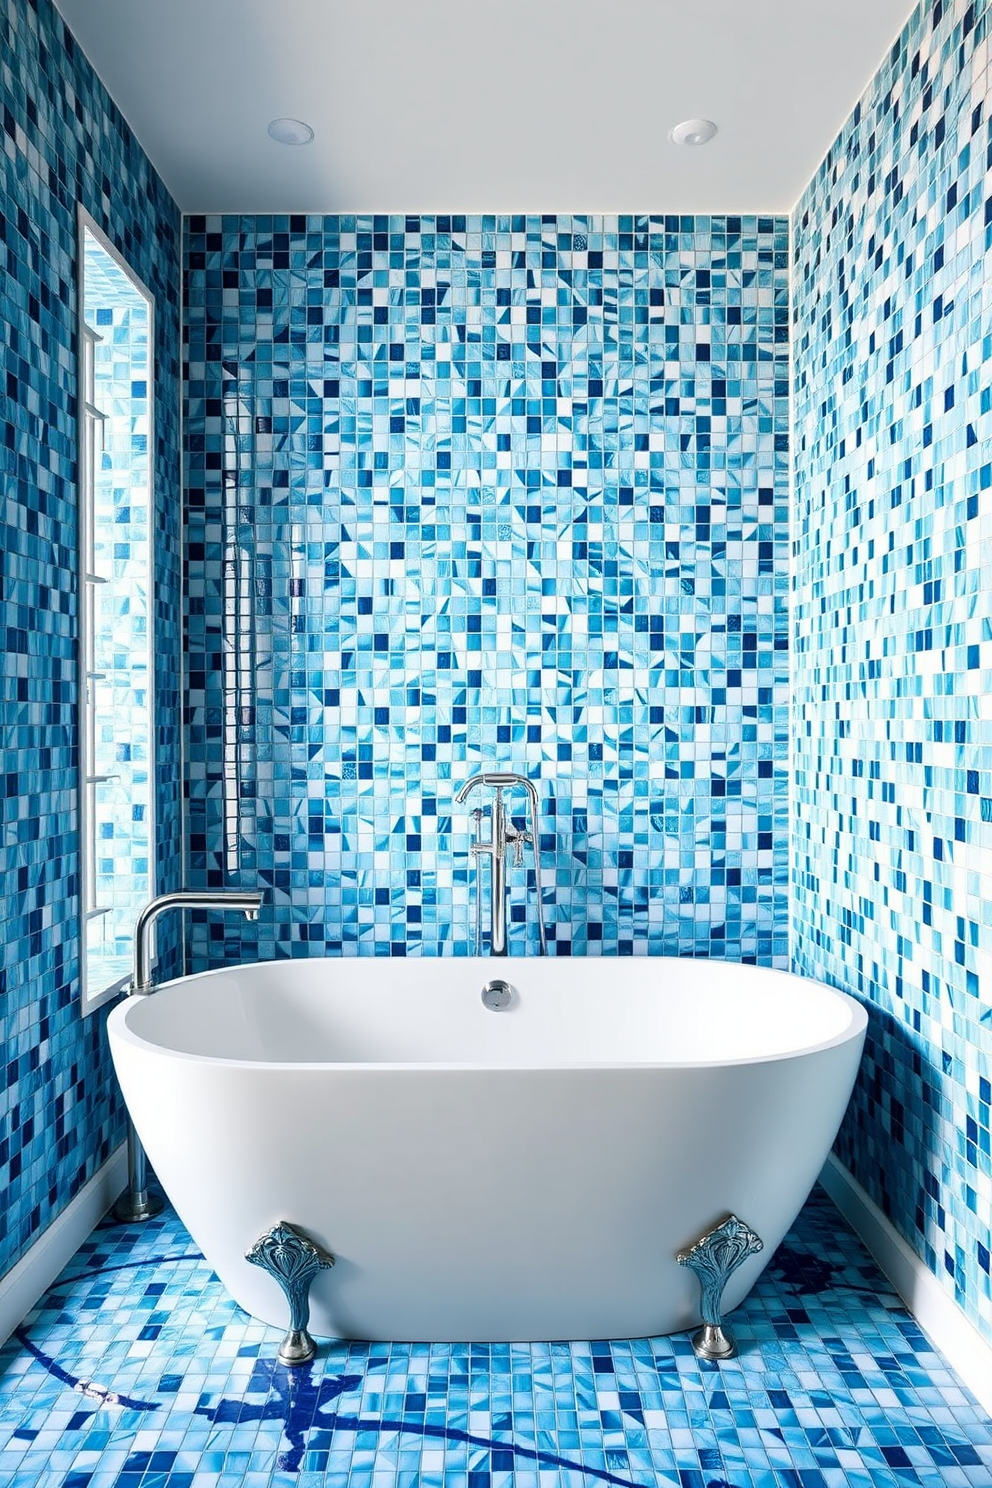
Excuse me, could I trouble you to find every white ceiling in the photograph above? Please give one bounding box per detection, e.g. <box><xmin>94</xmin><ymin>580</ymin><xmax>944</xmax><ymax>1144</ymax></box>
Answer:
<box><xmin>53</xmin><ymin>0</ymin><xmax>918</xmax><ymax>215</ymax></box>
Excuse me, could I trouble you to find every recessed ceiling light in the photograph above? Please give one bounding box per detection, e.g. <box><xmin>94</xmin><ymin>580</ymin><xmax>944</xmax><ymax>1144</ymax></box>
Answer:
<box><xmin>267</xmin><ymin>117</ymin><xmax>315</xmax><ymax>146</ymax></box>
<box><xmin>669</xmin><ymin>118</ymin><xmax>718</xmax><ymax>147</ymax></box>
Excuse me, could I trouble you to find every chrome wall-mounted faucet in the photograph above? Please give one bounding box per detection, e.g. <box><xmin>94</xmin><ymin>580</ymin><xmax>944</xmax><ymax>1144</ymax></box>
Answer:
<box><xmin>131</xmin><ymin>890</ymin><xmax>263</xmax><ymax>995</ymax></box>
<box><xmin>114</xmin><ymin>889</ymin><xmax>264</xmax><ymax>1223</ymax></box>
<box><xmin>456</xmin><ymin>773</ymin><xmax>547</xmax><ymax>957</ymax></box>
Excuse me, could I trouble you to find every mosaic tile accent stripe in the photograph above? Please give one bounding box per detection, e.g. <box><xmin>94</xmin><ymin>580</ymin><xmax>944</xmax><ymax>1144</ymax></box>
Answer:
<box><xmin>792</xmin><ymin>0</ymin><xmax>992</xmax><ymax>1341</ymax></box>
<box><xmin>183</xmin><ymin>213</ymin><xmax>791</xmax><ymax>966</ymax></box>
<box><xmin>2</xmin><ymin>1189</ymin><xmax>991</xmax><ymax>1487</ymax></box>
<box><xmin>0</xmin><ymin>0</ymin><xmax>181</xmax><ymax>1281</ymax></box>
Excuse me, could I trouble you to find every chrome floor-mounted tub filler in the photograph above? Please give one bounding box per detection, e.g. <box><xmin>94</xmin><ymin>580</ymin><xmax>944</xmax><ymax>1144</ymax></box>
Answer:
<box><xmin>456</xmin><ymin>771</ymin><xmax>548</xmax><ymax>956</ymax></box>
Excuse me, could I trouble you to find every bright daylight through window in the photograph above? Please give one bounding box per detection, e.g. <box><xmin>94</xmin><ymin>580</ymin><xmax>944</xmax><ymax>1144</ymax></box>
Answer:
<box><xmin>78</xmin><ymin>211</ymin><xmax>155</xmax><ymax>1009</ymax></box>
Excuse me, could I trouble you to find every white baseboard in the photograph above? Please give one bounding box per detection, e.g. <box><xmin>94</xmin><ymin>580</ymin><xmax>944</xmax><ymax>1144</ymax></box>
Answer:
<box><xmin>0</xmin><ymin>1144</ymin><xmax>128</xmax><ymax>1347</ymax></box>
<box><xmin>821</xmin><ymin>1152</ymin><xmax>992</xmax><ymax>1415</ymax></box>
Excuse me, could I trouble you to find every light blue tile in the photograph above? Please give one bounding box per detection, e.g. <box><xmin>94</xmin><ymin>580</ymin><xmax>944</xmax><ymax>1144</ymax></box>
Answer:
<box><xmin>183</xmin><ymin>213</ymin><xmax>792</xmax><ymax>966</ymax></box>
<box><xmin>793</xmin><ymin>0</ymin><xmax>992</xmax><ymax>1347</ymax></box>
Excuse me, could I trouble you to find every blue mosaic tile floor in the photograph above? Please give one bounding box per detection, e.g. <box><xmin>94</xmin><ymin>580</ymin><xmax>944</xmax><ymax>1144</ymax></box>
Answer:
<box><xmin>1</xmin><ymin>1187</ymin><xmax>990</xmax><ymax>1488</ymax></box>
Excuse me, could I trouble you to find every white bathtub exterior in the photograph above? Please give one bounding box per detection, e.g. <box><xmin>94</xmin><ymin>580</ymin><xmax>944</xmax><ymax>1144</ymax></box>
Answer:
<box><xmin>107</xmin><ymin>957</ymin><xmax>867</xmax><ymax>1343</ymax></box>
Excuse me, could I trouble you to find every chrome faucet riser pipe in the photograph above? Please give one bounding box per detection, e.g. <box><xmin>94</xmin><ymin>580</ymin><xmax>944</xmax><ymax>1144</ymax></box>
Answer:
<box><xmin>131</xmin><ymin>890</ymin><xmax>263</xmax><ymax>994</ymax></box>
<box><xmin>471</xmin><ymin>808</ymin><xmax>485</xmax><ymax>956</ymax></box>
<box><xmin>113</xmin><ymin>1120</ymin><xmax>161</xmax><ymax>1222</ymax></box>
<box><xmin>491</xmin><ymin>787</ymin><xmax>508</xmax><ymax>956</ymax></box>
<box><xmin>115</xmin><ymin>888</ymin><xmax>264</xmax><ymax>1224</ymax></box>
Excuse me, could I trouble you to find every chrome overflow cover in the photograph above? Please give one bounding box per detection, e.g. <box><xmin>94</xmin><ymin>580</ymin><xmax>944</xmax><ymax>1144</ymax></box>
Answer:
<box><xmin>481</xmin><ymin>978</ymin><xmax>514</xmax><ymax>1011</ymax></box>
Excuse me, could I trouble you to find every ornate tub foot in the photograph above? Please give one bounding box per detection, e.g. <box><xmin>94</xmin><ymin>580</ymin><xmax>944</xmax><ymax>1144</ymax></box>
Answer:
<box><xmin>677</xmin><ymin>1213</ymin><xmax>763</xmax><ymax>1361</ymax></box>
<box><xmin>246</xmin><ymin>1221</ymin><xmax>335</xmax><ymax>1366</ymax></box>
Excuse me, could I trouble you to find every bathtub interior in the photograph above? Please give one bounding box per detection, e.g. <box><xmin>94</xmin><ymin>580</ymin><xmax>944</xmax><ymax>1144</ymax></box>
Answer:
<box><xmin>116</xmin><ymin>956</ymin><xmax>866</xmax><ymax>1068</ymax></box>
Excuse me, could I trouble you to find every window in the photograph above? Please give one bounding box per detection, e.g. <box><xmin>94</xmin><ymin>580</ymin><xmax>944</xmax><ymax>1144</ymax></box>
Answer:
<box><xmin>78</xmin><ymin>210</ymin><xmax>156</xmax><ymax>1010</ymax></box>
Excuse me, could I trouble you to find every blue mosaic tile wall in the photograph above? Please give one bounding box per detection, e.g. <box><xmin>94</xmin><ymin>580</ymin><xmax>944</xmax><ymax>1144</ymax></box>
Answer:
<box><xmin>184</xmin><ymin>213</ymin><xmax>791</xmax><ymax>966</ymax></box>
<box><xmin>792</xmin><ymin>0</ymin><xmax>992</xmax><ymax>1342</ymax></box>
<box><xmin>0</xmin><ymin>0</ymin><xmax>181</xmax><ymax>1280</ymax></box>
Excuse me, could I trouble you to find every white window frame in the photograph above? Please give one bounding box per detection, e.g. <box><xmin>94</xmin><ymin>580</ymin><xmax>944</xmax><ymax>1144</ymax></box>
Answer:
<box><xmin>78</xmin><ymin>206</ymin><xmax>157</xmax><ymax>1013</ymax></box>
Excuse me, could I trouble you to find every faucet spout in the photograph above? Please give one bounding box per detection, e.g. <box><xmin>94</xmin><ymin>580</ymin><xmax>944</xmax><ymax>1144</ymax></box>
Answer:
<box><xmin>132</xmin><ymin>890</ymin><xmax>264</xmax><ymax>994</ymax></box>
<box><xmin>457</xmin><ymin>772</ymin><xmax>540</xmax><ymax>812</ymax></box>
<box><xmin>114</xmin><ymin>887</ymin><xmax>265</xmax><ymax>1226</ymax></box>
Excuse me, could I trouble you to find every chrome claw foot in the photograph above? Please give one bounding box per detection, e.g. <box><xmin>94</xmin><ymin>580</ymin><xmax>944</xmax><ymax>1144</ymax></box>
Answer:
<box><xmin>277</xmin><ymin>1328</ymin><xmax>318</xmax><ymax>1367</ymax></box>
<box><xmin>246</xmin><ymin>1221</ymin><xmax>335</xmax><ymax>1367</ymax></box>
<box><xmin>690</xmin><ymin>1322</ymin><xmax>737</xmax><ymax>1361</ymax></box>
<box><xmin>677</xmin><ymin>1213</ymin><xmax>764</xmax><ymax>1361</ymax></box>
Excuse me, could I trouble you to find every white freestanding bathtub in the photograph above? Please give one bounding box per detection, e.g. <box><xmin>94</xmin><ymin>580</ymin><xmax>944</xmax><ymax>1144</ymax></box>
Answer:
<box><xmin>107</xmin><ymin>956</ymin><xmax>866</xmax><ymax>1343</ymax></box>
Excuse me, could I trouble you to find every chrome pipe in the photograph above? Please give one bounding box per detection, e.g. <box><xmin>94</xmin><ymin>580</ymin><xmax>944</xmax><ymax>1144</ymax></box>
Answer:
<box><xmin>458</xmin><ymin>773</ymin><xmax>547</xmax><ymax>955</ymax></box>
<box><xmin>491</xmin><ymin>787</ymin><xmax>508</xmax><ymax>956</ymax></box>
<box><xmin>113</xmin><ymin>889</ymin><xmax>264</xmax><ymax>1223</ymax></box>
<box><xmin>467</xmin><ymin>798</ymin><xmax>506</xmax><ymax>956</ymax></box>
<box><xmin>471</xmin><ymin>807</ymin><xmax>485</xmax><ymax>956</ymax></box>
<box><xmin>131</xmin><ymin>890</ymin><xmax>263</xmax><ymax>994</ymax></box>
<box><xmin>456</xmin><ymin>771</ymin><xmax>540</xmax><ymax>805</ymax></box>
<box><xmin>116</xmin><ymin>1119</ymin><xmax>161</xmax><ymax>1223</ymax></box>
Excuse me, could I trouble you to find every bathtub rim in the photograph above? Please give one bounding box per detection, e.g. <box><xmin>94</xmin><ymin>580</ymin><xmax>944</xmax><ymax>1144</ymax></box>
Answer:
<box><xmin>107</xmin><ymin>956</ymin><xmax>869</xmax><ymax>1074</ymax></box>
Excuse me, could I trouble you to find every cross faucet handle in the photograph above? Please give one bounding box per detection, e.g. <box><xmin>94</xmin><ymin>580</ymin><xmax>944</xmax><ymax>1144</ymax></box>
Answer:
<box><xmin>510</xmin><ymin>827</ymin><xmax>533</xmax><ymax>867</ymax></box>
